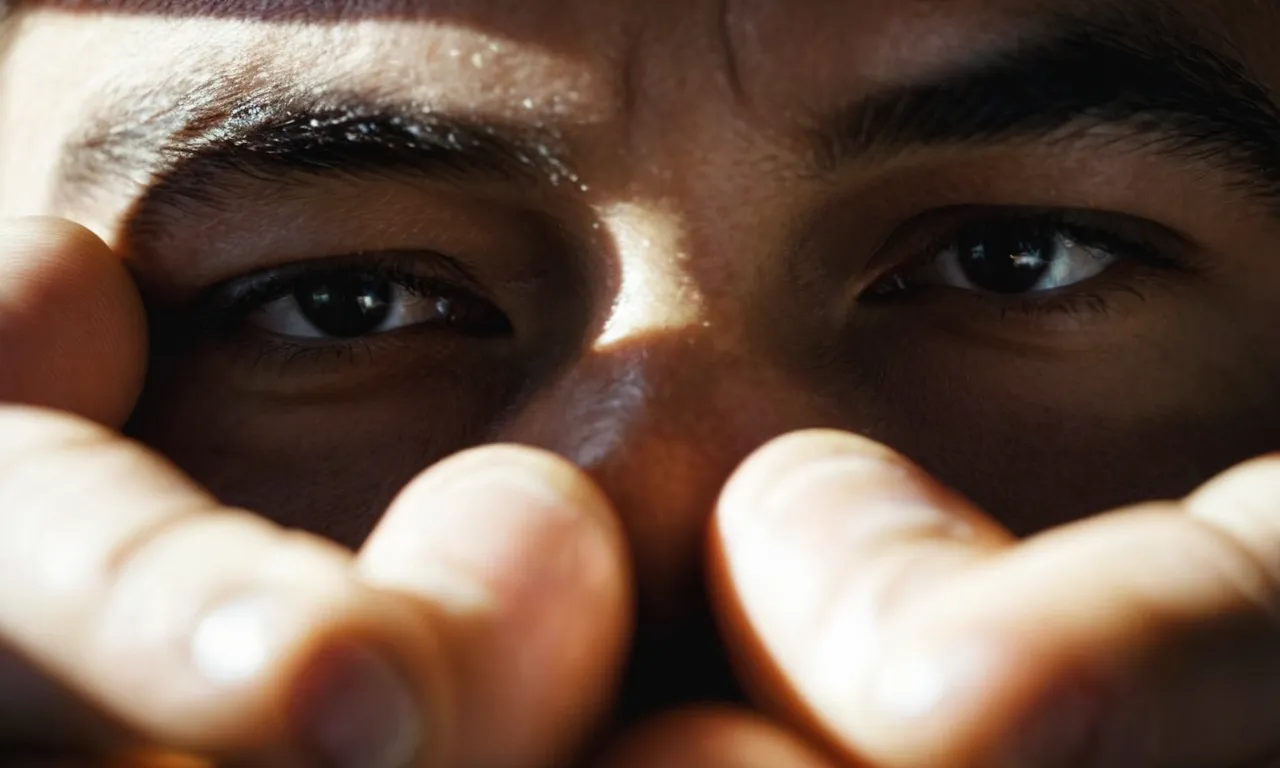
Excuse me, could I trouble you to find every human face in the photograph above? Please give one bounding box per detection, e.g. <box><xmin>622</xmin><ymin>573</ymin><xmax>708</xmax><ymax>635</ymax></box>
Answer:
<box><xmin>3</xmin><ymin>0</ymin><xmax>1280</xmax><ymax>707</ymax></box>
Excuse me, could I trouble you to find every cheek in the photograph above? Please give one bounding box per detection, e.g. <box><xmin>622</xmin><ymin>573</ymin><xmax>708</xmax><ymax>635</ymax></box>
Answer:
<box><xmin>865</xmin><ymin>345</ymin><xmax>1280</xmax><ymax>534</ymax></box>
<box><xmin>890</xmin><ymin>398</ymin><xmax>1272</xmax><ymax>536</ymax></box>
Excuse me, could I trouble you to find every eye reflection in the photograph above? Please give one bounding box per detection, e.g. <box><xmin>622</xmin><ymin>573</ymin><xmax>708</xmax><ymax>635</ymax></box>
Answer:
<box><xmin>937</xmin><ymin>222</ymin><xmax>1117</xmax><ymax>295</ymax></box>
<box><xmin>283</xmin><ymin>272</ymin><xmax>394</xmax><ymax>338</ymax></box>
<box><xmin>867</xmin><ymin>210</ymin><xmax>1179</xmax><ymax>303</ymax></box>
<box><xmin>207</xmin><ymin>259</ymin><xmax>515</xmax><ymax>341</ymax></box>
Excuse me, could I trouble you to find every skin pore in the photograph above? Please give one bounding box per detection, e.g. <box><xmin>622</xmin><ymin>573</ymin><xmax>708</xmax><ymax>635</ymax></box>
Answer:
<box><xmin>3</xmin><ymin>0</ymin><xmax>1280</xmax><ymax>725</ymax></box>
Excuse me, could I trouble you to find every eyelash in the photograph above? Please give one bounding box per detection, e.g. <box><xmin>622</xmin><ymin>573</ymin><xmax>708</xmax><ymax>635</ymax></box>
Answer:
<box><xmin>863</xmin><ymin>208</ymin><xmax>1189</xmax><ymax>317</ymax></box>
<box><xmin>208</xmin><ymin>259</ymin><xmax>434</xmax><ymax>326</ymax></box>
<box><xmin>180</xmin><ymin>254</ymin><xmax>512</xmax><ymax>368</ymax></box>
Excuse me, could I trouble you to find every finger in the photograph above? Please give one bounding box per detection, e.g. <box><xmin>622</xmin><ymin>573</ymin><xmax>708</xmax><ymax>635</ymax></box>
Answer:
<box><xmin>711</xmin><ymin>429</ymin><xmax>1029</xmax><ymax>766</ymax></box>
<box><xmin>0</xmin><ymin>407</ymin><xmax>453</xmax><ymax>767</ymax></box>
<box><xmin>358</xmin><ymin>445</ymin><xmax>632</xmax><ymax>768</ymax></box>
<box><xmin>848</xmin><ymin>458</ymin><xmax>1280</xmax><ymax>767</ymax></box>
<box><xmin>0</xmin><ymin>217</ymin><xmax>150</xmax><ymax>749</ymax></box>
<box><xmin>711</xmin><ymin>430</ymin><xmax>1011</xmax><ymax>744</ymax></box>
<box><xmin>0</xmin><ymin>218</ymin><xmax>147</xmax><ymax>425</ymax></box>
<box><xmin>596</xmin><ymin>709</ymin><xmax>844</xmax><ymax>768</ymax></box>
<box><xmin>715</xmin><ymin>431</ymin><xmax>1280</xmax><ymax>766</ymax></box>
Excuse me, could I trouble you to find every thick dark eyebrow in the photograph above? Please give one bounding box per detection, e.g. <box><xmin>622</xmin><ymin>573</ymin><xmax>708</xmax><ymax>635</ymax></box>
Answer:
<box><xmin>818</xmin><ymin>8</ymin><xmax>1280</xmax><ymax>205</ymax></box>
<box><xmin>56</xmin><ymin>88</ymin><xmax>575</xmax><ymax>217</ymax></box>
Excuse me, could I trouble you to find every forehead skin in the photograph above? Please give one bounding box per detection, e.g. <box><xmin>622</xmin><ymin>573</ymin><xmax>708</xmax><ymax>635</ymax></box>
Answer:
<box><xmin>4</xmin><ymin>0</ymin><xmax>1279</xmax><ymax>297</ymax></box>
<box><xmin>3</xmin><ymin>1</ymin><xmax>1279</xmax><ymax>236</ymax></box>
<box><xmin>3</xmin><ymin>2</ymin><xmax>1271</xmax><ymax>196</ymax></box>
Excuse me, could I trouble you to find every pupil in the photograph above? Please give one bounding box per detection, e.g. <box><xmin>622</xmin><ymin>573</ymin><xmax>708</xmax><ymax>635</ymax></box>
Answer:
<box><xmin>956</xmin><ymin>224</ymin><xmax>1053</xmax><ymax>294</ymax></box>
<box><xmin>295</xmin><ymin>274</ymin><xmax>392</xmax><ymax>337</ymax></box>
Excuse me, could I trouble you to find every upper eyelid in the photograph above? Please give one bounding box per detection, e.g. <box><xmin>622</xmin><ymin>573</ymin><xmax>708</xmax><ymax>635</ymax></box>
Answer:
<box><xmin>190</xmin><ymin>253</ymin><xmax>488</xmax><ymax>326</ymax></box>
<box><xmin>878</xmin><ymin>207</ymin><xmax>1186</xmax><ymax>260</ymax></box>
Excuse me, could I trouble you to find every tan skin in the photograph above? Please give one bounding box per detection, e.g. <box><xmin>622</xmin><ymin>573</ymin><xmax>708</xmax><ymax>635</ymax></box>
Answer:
<box><xmin>3</xmin><ymin>0</ymin><xmax>1280</xmax><ymax>765</ymax></box>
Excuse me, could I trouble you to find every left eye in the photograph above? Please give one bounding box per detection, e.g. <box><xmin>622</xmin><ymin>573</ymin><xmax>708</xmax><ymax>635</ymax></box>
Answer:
<box><xmin>232</xmin><ymin>266</ymin><xmax>512</xmax><ymax>340</ymax></box>
<box><xmin>874</xmin><ymin>217</ymin><xmax>1124</xmax><ymax>298</ymax></box>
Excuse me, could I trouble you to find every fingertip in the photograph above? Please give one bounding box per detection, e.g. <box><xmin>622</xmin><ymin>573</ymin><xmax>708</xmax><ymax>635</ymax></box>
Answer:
<box><xmin>0</xmin><ymin>216</ymin><xmax>109</xmax><ymax>256</ymax></box>
<box><xmin>358</xmin><ymin>444</ymin><xmax>632</xmax><ymax>767</ymax></box>
<box><xmin>714</xmin><ymin>429</ymin><xmax>994</xmax><ymax>583</ymax></box>
<box><xmin>396</xmin><ymin>443</ymin><xmax>623</xmax><ymax>535</ymax></box>
<box><xmin>716</xmin><ymin>431</ymin><xmax>905</xmax><ymax>537</ymax></box>
<box><xmin>0</xmin><ymin>217</ymin><xmax>147</xmax><ymax>425</ymax></box>
<box><xmin>364</xmin><ymin>444</ymin><xmax>629</xmax><ymax>612</ymax></box>
<box><xmin>1186</xmin><ymin>453</ymin><xmax>1280</xmax><ymax>512</ymax></box>
<box><xmin>709</xmin><ymin>431</ymin><xmax>1017</xmax><ymax>766</ymax></box>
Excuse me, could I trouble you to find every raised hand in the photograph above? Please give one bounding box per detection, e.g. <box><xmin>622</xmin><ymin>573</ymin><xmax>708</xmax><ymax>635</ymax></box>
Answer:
<box><xmin>0</xmin><ymin>218</ymin><xmax>631</xmax><ymax>768</ymax></box>
<box><xmin>712</xmin><ymin>430</ymin><xmax>1280</xmax><ymax>767</ymax></box>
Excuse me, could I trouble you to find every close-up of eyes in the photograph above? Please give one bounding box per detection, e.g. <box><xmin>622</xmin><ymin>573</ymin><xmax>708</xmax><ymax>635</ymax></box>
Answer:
<box><xmin>864</xmin><ymin>208</ymin><xmax>1187</xmax><ymax>313</ymax></box>
<box><xmin>174</xmin><ymin>206</ymin><xmax>1196</xmax><ymax>367</ymax></box>
<box><xmin>198</xmin><ymin>254</ymin><xmax>515</xmax><ymax>342</ymax></box>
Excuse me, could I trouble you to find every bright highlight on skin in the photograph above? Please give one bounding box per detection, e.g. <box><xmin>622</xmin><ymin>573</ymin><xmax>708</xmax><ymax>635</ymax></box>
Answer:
<box><xmin>190</xmin><ymin>595</ymin><xmax>278</xmax><ymax>686</ymax></box>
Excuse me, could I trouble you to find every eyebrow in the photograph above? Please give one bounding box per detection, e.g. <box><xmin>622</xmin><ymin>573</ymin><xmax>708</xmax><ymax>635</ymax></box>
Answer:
<box><xmin>818</xmin><ymin>7</ymin><xmax>1280</xmax><ymax>204</ymax></box>
<box><xmin>55</xmin><ymin>86</ymin><xmax>577</xmax><ymax>216</ymax></box>
<box><xmin>57</xmin><ymin>6</ymin><xmax>1280</xmax><ymax>218</ymax></box>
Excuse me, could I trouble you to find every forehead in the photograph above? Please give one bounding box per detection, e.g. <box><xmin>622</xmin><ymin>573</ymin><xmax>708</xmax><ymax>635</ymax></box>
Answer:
<box><xmin>4</xmin><ymin>0</ymin><xmax>1278</xmax><ymax>227</ymax></box>
<box><xmin>7</xmin><ymin>0</ymin><xmax>1080</xmax><ymax>113</ymax></box>
<box><xmin>7</xmin><ymin>1</ymin><xmax>1271</xmax><ymax>126</ymax></box>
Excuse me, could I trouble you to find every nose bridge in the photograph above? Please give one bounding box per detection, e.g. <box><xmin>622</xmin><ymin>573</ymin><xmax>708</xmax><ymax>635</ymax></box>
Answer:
<box><xmin>504</xmin><ymin>22</ymin><xmax>808</xmax><ymax>607</ymax></box>
<box><xmin>595</xmin><ymin>202</ymin><xmax>709</xmax><ymax>347</ymax></box>
<box><xmin>502</xmin><ymin>332</ymin><xmax>829</xmax><ymax>614</ymax></box>
<box><xmin>519</xmin><ymin>337</ymin><xmax>761</xmax><ymax>472</ymax></box>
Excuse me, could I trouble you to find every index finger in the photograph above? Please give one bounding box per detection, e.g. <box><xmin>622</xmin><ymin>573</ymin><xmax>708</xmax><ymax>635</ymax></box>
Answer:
<box><xmin>710</xmin><ymin>431</ymin><xmax>1013</xmax><ymax>759</ymax></box>
<box><xmin>713</xmin><ymin>430</ymin><xmax>1280</xmax><ymax>767</ymax></box>
<box><xmin>0</xmin><ymin>405</ymin><xmax>452</xmax><ymax>767</ymax></box>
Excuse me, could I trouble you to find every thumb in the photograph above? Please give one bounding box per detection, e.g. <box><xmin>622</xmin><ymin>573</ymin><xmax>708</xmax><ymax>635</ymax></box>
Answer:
<box><xmin>0</xmin><ymin>217</ymin><xmax>147</xmax><ymax>425</ymax></box>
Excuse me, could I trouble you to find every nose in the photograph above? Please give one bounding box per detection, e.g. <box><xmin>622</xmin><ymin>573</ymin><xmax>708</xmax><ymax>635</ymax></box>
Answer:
<box><xmin>500</xmin><ymin>332</ymin><xmax>835</xmax><ymax>619</ymax></box>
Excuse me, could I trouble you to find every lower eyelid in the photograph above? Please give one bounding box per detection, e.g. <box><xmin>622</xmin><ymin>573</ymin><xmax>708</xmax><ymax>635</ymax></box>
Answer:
<box><xmin>205</xmin><ymin>325</ymin><xmax>493</xmax><ymax>391</ymax></box>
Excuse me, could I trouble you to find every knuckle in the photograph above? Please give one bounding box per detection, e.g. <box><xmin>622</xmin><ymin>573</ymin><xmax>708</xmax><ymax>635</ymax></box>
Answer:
<box><xmin>1185</xmin><ymin>458</ymin><xmax>1280</xmax><ymax>620</ymax></box>
<box><xmin>89</xmin><ymin>516</ymin><xmax>358</xmax><ymax>710</ymax></box>
<box><xmin>1185</xmin><ymin>514</ymin><xmax>1280</xmax><ymax>626</ymax></box>
<box><xmin>1</xmin><ymin>437</ymin><xmax>199</xmax><ymax>598</ymax></box>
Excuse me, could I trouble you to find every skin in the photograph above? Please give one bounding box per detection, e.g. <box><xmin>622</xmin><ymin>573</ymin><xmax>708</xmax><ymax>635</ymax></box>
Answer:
<box><xmin>2</xmin><ymin>0</ymin><xmax>1280</xmax><ymax>765</ymax></box>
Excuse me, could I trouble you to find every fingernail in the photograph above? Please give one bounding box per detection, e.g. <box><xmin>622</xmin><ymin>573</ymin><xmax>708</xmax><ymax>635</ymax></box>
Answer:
<box><xmin>190</xmin><ymin>594</ymin><xmax>289</xmax><ymax>686</ymax></box>
<box><xmin>293</xmin><ymin>643</ymin><xmax>422</xmax><ymax>768</ymax></box>
<box><xmin>996</xmin><ymin>684</ymin><xmax>1099</xmax><ymax>768</ymax></box>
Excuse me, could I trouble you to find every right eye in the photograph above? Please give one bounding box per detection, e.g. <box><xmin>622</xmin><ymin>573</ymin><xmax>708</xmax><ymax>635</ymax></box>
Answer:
<box><xmin>875</xmin><ymin>215</ymin><xmax>1122</xmax><ymax>298</ymax></box>
<box><xmin>209</xmin><ymin>256</ymin><xmax>513</xmax><ymax>341</ymax></box>
<box><xmin>863</xmin><ymin>208</ymin><xmax>1184</xmax><ymax>308</ymax></box>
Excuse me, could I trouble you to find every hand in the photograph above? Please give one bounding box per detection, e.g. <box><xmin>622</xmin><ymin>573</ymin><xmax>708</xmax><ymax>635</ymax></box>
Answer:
<box><xmin>709</xmin><ymin>429</ymin><xmax>1280</xmax><ymax>767</ymax></box>
<box><xmin>0</xmin><ymin>217</ymin><xmax>632</xmax><ymax>767</ymax></box>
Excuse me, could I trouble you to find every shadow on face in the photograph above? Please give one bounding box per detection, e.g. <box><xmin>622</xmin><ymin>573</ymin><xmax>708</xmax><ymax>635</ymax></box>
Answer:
<box><xmin>5</xmin><ymin>0</ymin><xmax>1280</xmax><ymax>710</ymax></box>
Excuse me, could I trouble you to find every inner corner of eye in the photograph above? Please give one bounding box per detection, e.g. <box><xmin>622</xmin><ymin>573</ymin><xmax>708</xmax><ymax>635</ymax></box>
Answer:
<box><xmin>860</xmin><ymin>269</ymin><xmax>914</xmax><ymax>300</ymax></box>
